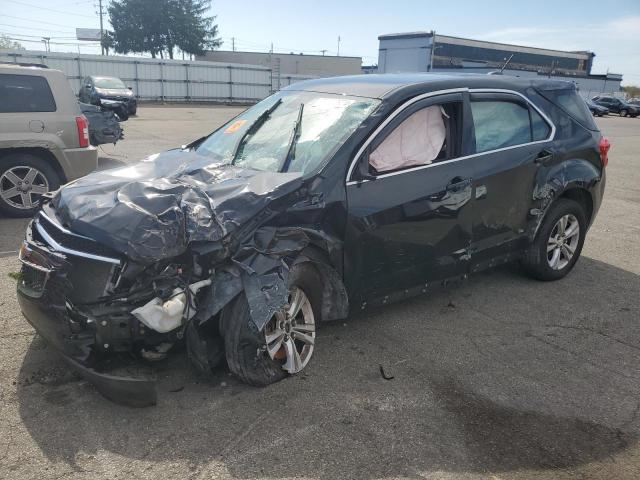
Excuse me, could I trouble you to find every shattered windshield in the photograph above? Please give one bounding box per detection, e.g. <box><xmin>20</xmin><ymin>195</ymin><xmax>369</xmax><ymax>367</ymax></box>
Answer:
<box><xmin>94</xmin><ymin>77</ymin><xmax>127</xmax><ymax>89</ymax></box>
<box><xmin>196</xmin><ymin>91</ymin><xmax>379</xmax><ymax>175</ymax></box>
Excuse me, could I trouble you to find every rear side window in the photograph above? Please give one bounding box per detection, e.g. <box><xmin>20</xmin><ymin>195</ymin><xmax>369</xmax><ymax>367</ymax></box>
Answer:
<box><xmin>471</xmin><ymin>101</ymin><xmax>531</xmax><ymax>153</ymax></box>
<box><xmin>538</xmin><ymin>88</ymin><xmax>598</xmax><ymax>131</ymax></box>
<box><xmin>531</xmin><ymin>108</ymin><xmax>551</xmax><ymax>141</ymax></box>
<box><xmin>0</xmin><ymin>74</ymin><xmax>56</xmax><ymax>113</ymax></box>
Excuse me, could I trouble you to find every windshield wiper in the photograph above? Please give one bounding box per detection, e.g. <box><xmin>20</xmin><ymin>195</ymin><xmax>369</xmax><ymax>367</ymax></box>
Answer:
<box><xmin>231</xmin><ymin>98</ymin><xmax>282</xmax><ymax>164</ymax></box>
<box><xmin>281</xmin><ymin>103</ymin><xmax>304</xmax><ymax>172</ymax></box>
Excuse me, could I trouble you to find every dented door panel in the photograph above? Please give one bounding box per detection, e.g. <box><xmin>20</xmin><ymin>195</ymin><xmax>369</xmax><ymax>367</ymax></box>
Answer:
<box><xmin>344</xmin><ymin>161</ymin><xmax>474</xmax><ymax>300</ymax></box>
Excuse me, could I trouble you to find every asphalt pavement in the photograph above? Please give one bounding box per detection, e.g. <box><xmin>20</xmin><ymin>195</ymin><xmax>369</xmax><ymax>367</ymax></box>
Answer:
<box><xmin>0</xmin><ymin>107</ymin><xmax>638</xmax><ymax>480</ymax></box>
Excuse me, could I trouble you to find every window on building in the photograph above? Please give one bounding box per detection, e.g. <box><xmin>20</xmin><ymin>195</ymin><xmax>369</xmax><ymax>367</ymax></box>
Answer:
<box><xmin>0</xmin><ymin>74</ymin><xmax>56</xmax><ymax>113</ymax></box>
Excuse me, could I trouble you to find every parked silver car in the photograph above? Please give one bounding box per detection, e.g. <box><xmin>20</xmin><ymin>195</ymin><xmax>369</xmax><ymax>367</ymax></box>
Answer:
<box><xmin>0</xmin><ymin>64</ymin><xmax>98</xmax><ymax>216</ymax></box>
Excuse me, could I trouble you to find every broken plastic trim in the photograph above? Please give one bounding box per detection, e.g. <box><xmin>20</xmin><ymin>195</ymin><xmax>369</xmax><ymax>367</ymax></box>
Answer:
<box><xmin>62</xmin><ymin>355</ymin><xmax>157</xmax><ymax>407</ymax></box>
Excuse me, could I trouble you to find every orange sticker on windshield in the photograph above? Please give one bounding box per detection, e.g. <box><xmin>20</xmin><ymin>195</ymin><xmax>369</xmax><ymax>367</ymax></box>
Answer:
<box><xmin>224</xmin><ymin>120</ymin><xmax>247</xmax><ymax>134</ymax></box>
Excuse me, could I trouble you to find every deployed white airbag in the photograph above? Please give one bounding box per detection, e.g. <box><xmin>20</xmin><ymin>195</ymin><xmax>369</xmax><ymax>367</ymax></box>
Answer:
<box><xmin>369</xmin><ymin>105</ymin><xmax>446</xmax><ymax>173</ymax></box>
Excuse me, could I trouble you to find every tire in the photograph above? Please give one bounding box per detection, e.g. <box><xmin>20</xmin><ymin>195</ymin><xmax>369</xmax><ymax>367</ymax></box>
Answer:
<box><xmin>521</xmin><ymin>198</ymin><xmax>586</xmax><ymax>281</ymax></box>
<box><xmin>620</xmin><ymin>109</ymin><xmax>628</xmax><ymax>117</ymax></box>
<box><xmin>129</xmin><ymin>104</ymin><xmax>137</xmax><ymax>116</ymax></box>
<box><xmin>0</xmin><ymin>153</ymin><xmax>60</xmax><ymax>217</ymax></box>
<box><xmin>221</xmin><ymin>262</ymin><xmax>323</xmax><ymax>386</ymax></box>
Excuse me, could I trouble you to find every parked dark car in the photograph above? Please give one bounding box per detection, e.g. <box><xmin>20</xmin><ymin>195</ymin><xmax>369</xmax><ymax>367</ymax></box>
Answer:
<box><xmin>16</xmin><ymin>74</ymin><xmax>609</xmax><ymax>406</ymax></box>
<box><xmin>78</xmin><ymin>75</ymin><xmax>137</xmax><ymax>116</ymax></box>
<box><xmin>586</xmin><ymin>98</ymin><xmax>608</xmax><ymax>117</ymax></box>
<box><xmin>591</xmin><ymin>95</ymin><xmax>638</xmax><ymax>117</ymax></box>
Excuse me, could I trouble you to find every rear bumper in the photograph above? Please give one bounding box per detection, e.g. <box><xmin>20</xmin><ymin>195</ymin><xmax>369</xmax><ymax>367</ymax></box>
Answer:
<box><xmin>60</xmin><ymin>146</ymin><xmax>98</xmax><ymax>181</ymax></box>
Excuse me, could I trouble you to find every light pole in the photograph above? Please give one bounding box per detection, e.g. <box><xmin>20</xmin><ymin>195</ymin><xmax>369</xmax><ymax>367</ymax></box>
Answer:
<box><xmin>98</xmin><ymin>0</ymin><xmax>105</xmax><ymax>55</ymax></box>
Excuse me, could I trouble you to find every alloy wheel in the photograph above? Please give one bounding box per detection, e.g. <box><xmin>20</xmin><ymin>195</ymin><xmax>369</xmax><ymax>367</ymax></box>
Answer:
<box><xmin>264</xmin><ymin>286</ymin><xmax>315</xmax><ymax>374</ymax></box>
<box><xmin>0</xmin><ymin>166</ymin><xmax>50</xmax><ymax>210</ymax></box>
<box><xmin>547</xmin><ymin>214</ymin><xmax>580</xmax><ymax>270</ymax></box>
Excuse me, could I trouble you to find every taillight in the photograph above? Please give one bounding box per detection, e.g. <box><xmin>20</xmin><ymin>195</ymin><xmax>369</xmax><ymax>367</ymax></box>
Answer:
<box><xmin>76</xmin><ymin>115</ymin><xmax>89</xmax><ymax>148</ymax></box>
<box><xmin>599</xmin><ymin>137</ymin><xmax>611</xmax><ymax>168</ymax></box>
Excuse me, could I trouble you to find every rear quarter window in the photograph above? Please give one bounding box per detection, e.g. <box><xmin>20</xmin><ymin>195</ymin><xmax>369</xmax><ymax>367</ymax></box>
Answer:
<box><xmin>0</xmin><ymin>74</ymin><xmax>56</xmax><ymax>113</ymax></box>
<box><xmin>538</xmin><ymin>88</ymin><xmax>598</xmax><ymax>131</ymax></box>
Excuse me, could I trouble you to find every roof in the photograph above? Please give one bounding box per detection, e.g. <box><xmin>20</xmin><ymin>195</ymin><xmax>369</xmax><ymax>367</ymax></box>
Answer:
<box><xmin>0</xmin><ymin>63</ymin><xmax>62</xmax><ymax>77</ymax></box>
<box><xmin>283</xmin><ymin>73</ymin><xmax>573</xmax><ymax>99</ymax></box>
<box><xmin>378</xmin><ymin>31</ymin><xmax>434</xmax><ymax>40</ymax></box>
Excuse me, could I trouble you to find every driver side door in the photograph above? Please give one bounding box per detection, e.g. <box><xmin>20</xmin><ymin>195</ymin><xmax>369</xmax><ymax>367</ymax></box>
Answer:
<box><xmin>344</xmin><ymin>91</ymin><xmax>476</xmax><ymax>302</ymax></box>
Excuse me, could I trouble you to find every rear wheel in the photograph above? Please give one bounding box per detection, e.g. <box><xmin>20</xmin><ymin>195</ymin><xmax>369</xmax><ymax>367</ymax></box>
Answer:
<box><xmin>0</xmin><ymin>153</ymin><xmax>60</xmax><ymax>217</ymax></box>
<box><xmin>221</xmin><ymin>262</ymin><xmax>322</xmax><ymax>386</ymax></box>
<box><xmin>620</xmin><ymin>109</ymin><xmax>628</xmax><ymax>117</ymax></box>
<box><xmin>521</xmin><ymin>198</ymin><xmax>586</xmax><ymax>281</ymax></box>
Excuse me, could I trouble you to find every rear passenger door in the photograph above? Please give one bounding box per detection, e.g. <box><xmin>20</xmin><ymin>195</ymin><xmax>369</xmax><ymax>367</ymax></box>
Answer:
<box><xmin>468</xmin><ymin>91</ymin><xmax>553</xmax><ymax>271</ymax></box>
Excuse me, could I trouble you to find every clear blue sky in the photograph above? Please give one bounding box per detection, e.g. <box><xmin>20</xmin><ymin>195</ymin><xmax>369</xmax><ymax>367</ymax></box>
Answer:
<box><xmin>1</xmin><ymin>0</ymin><xmax>639</xmax><ymax>83</ymax></box>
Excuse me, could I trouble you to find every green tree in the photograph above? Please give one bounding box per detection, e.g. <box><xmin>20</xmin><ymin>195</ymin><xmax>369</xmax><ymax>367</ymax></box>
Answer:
<box><xmin>0</xmin><ymin>34</ymin><xmax>25</xmax><ymax>50</ymax></box>
<box><xmin>107</xmin><ymin>0</ymin><xmax>221</xmax><ymax>59</ymax></box>
<box><xmin>622</xmin><ymin>85</ymin><xmax>640</xmax><ymax>99</ymax></box>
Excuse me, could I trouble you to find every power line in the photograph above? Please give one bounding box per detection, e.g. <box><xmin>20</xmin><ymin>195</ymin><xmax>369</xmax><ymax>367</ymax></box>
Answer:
<box><xmin>3</xmin><ymin>14</ymin><xmax>93</xmax><ymax>29</ymax></box>
<box><xmin>0</xmin><ymin>23</ymin><xmax>76</xmax><ymax>35</ymax></box>
<box><xmin>5</xmin><ymin>0</ymin><xmax>96</xmax><ymax>18</ymax></box>
<box><xmin>0</xmin><ymin>31</ymin><xmax>77</xmax><ymax>40</ymax></box>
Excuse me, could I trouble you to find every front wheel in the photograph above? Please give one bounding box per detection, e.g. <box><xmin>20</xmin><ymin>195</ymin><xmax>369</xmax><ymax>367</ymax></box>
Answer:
<box><xmin>521</xmin><ymin>198</ymin><xmax>586</xmax><ymax>281</ymax></box>
<box><xmin>221</xmin><ymin>262</ymin><xmax>322</xmax><ymax>386</ymax></box>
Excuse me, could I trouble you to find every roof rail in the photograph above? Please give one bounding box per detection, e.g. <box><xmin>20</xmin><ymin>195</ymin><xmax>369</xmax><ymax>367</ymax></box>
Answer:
<box><xmin>0</xmin><ymin>61</ymin><xmax>49</xmax><ymax>69</ymax></box>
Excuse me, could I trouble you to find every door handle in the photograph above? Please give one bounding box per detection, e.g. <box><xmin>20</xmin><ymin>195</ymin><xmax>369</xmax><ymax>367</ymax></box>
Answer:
<box><xmin>446</xmin><ymin>177</ymin><xmax>471</xmax><ymax>192</ymax></box>
<box><xmin>534</xmin><ymin>149</ymin><xmax>553</xmax><ymax>165</ymax></box>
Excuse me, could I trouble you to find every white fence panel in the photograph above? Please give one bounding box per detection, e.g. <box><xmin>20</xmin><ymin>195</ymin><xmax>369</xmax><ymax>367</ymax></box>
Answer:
<box><xmin>0</xmin><ymin>49</ymin><xmax>305</xmax><ymax>103</ymax></box>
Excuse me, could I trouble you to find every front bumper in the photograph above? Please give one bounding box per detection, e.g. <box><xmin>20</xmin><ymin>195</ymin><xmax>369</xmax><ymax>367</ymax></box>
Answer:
<box><xmin>16</xmin><ymin>218</ymin><xmax>158</xmax><ymax>407</ymax></box>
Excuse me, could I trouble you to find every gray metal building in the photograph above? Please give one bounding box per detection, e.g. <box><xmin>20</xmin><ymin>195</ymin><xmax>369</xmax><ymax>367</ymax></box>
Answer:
<box><xmin>376</xmin><ymin>31</ymin><xmax>623</xmax><ymax>97</ymax></box>
<box><xmin>196</xmin><ymin>50</ymin><xmax>362</xmax><ymax>77</ymax></box>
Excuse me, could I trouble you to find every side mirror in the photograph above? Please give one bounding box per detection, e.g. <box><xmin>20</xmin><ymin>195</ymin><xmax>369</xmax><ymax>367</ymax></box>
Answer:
<box><xmin>127</xmin><ymin>86</ymin><xmax>133</xmax><ymax>91</ymax></box>
<box><xmin>355</xmin><ymin>150</ymin><xmax>377</xmax><ymax>183</ymax></box>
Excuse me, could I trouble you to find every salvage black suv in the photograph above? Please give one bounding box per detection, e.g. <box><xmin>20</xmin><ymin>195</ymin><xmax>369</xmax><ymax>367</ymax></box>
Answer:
<box><xmin>17</xmin><ymin>74</ymin><xmax>609</xmax><ymax>406</ymax></box>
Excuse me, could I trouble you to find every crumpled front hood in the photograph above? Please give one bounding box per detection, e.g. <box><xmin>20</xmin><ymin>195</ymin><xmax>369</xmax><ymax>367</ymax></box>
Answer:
<box><xmin>51</xmin><ymin>149</ymin><xmax>303</xmax><ymax>263</ymax></box>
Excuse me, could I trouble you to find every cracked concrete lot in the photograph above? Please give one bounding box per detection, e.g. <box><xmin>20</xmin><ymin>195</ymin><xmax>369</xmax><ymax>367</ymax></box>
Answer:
<box><xmin>0</xmin><ymin>106</ymin><xmax>639</xmax><ymax>480</ymax></box>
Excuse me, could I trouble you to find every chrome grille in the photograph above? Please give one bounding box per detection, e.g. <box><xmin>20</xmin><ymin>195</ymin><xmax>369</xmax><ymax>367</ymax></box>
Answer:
<box><xmin>36</xmin><ymin>212</ymin><xmax>121</xmax><ymax>264</ymax></box>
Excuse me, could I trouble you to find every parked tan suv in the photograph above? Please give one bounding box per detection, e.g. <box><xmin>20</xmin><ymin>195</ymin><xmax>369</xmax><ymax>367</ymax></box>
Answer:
<box><xmin>0</xmin><ymin>64</ymin><xmax>98</xmax><ymax>217</ymax></box>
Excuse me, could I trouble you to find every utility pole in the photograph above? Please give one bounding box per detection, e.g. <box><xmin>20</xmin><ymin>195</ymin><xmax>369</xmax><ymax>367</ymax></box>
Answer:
<box><xmin>337</xmin><ymin>36</ymin><xmax>341</xmax><ymax>56</ymax></box>
<box><xmin>231</xmin><ymin>37</ymin><xmax>236</xmax><ymax>52</ymax></box>
<box><xmin>98</xmin><ymin>0</ymin><xmax>105</xmax><ymax>55</ymax></box>
<box><xmin>321</xmin><ymin>49</ymin><xmax>327</xmax><ymax>56</ymax></box>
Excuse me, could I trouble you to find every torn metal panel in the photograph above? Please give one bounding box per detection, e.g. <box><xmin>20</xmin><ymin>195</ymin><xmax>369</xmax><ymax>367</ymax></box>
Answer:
<box><xmin>79</xmin><ymin>102</ymin><xmax>124</xmax><ymax>146</ymax></box>
<box><xmin>51</xmin><ymin>149</ymin><xmax>304</xmax><ymax>264</ymax></box>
